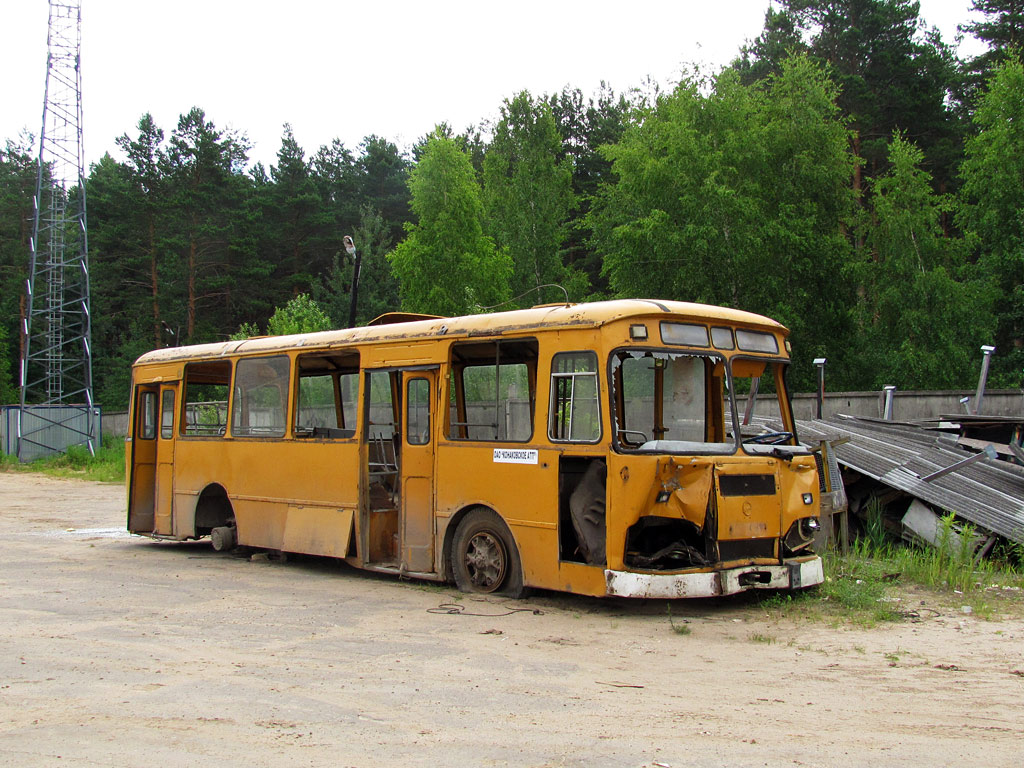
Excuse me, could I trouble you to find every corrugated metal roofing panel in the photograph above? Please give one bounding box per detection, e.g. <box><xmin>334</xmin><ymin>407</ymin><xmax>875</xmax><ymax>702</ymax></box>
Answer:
<box><xmin>777</xmin><ymin>414</ymin><xmax>1024</xmax><ymax>544</ymax></box>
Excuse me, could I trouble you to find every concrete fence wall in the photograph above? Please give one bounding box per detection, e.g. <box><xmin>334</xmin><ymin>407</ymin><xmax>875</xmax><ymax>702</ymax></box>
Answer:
<box><xmin>790</xmin><ymin>388</ymin><xmax>1024</xmax><ymax>422</ymax></box>
<box><xmin>102</xmin><ymin>411</ymin><xmax>130</xmax><ymax>438</ymax></box>
<box><xmin>731</xmin><ymin>389</ymin><xmax>1024</xmax><ymax>423</ymax></box>
<box><xmin>99</xmin><ymin>388</ymin><xmax>1024</xmax><ymax>439</ymax></box>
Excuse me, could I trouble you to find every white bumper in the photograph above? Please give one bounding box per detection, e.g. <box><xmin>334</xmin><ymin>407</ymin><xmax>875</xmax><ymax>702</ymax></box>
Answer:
<box><xmin>604</xmin><ymin>557</ymin><xmax>824</xmax><ymax>599</ymax></box>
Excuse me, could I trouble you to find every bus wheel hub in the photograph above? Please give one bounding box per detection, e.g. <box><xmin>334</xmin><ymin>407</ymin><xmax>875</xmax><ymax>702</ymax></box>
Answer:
<box><xmin>465</xmin><ymin>532</ymin><xmax>507</xmax><ymax>591</ymax></box>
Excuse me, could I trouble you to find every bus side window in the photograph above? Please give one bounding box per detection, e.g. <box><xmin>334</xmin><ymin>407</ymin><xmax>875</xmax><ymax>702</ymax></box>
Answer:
<box><xmin>181</xmin><ymin>360</ymin><xmax>231</xmax><ymax>436</ymax></box>
<box><xmin>232</xmin><ymin>355</ymin><xmax>290</xmax><ymax>438</ymax></box>
<box><xmin>294</xmin><ymin>352</ymin><xmax>360</xmax><ymax>438</ymax></box>
<box><xmin>160</xmin><ymin>390</ymin><xmax>175</xmax><ymax>439</ymax></box>
<box><xmin>448</xmin><ymin>339</ymin><xmax>537</xmax><ymax>442</ymax></box>
<box><xmin>549</xmin><ymin>351</ymin><xmax>600</xmax><ymax>443</ymax></box>
<box><xmin>140</xmin><ymin>391</ymin><xmax>157</xmax><ymax>439</ymax></box>
<box><xmin>407</xmin><ymin>377</ymin><xmax>430</xmax><ymax>445</ymax></box>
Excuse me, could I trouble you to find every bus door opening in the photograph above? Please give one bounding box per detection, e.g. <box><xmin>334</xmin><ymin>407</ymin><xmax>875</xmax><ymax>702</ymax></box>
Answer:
<box><xmin>401</xmin><ymin>369</ymin><xmax>437</xmax><ymax>573</ymax></box>
<box><xmin>364</xmin><ymin>370</ymin><xmax>401</xmax><ymax>565</ymax></box>
<box><xmin>128</xmin><ymin>385</ymin><xmax>159</xmax><ymax>533</ymax></box>
<box><xmin>154</xmin><ymin>384</ymin><xmax>178</xmax><ymax>535</ymax></box>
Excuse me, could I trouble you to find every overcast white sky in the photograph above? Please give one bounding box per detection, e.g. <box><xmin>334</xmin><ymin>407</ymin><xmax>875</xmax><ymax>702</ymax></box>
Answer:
<box><xmin>1</xmin><ymin>0</ymin><xmax>984</xmax><ymax>170</ymax></box>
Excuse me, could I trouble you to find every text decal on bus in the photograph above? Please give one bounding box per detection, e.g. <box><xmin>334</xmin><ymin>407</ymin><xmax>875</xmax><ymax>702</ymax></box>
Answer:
<box><xmin>493</xmin><ymin>448</ymin><xmax>539</xmax><ymax>465</ymax></box>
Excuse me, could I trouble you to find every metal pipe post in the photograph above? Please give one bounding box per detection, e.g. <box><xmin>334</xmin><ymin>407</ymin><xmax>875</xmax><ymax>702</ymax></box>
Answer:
<box><xmin>882</xmin><ymin>385</ymin><xmax>896</xmax><ymax>420</ymax></box>
<box><xmin>973</xmin><ymin>345</ymin><xmax>995</xmax><ymax>414</ymax></box>
<box><xmin>813</xmin><ymin>358</ymin><xmax>827</xmax><ymax>420</ymax></box>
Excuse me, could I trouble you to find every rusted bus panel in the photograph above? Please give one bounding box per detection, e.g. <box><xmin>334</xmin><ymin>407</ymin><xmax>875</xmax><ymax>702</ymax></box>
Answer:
<box><xmin>133</xmin><ymin>300</ymin><xmax>788</xmax><ymax>369</ymax></box>
<box><xmin>233</xmin><ymin>498</ymin><xmax>289</xmax><ymax>551</ymax></box>
<box><xmin>605</xmin><ymin>454</ymin><xmax>658</xmax><ymax>570</ymax></box>
<box><xmin>640</xmin><ymin>459</ymin><xmax>714</xmax><ymax>529</ymax></box>
<box><xmin>284</xmin><ymin>506</ymin><xmax>354</xmax><ymax>558</ymax></box>
<box><xmin>606</xmin><ymin>452</ymin><xmax>818</xmax><ymax>574</ymax></box>
<box><xmin>212</xmin><ymin>495</ymin><xmax>357</xmax><ymax>556</ymax></box>
<box><xmin>129</xmin><ymin>460</ymin><xmax>156</xmax><ymax>528</ymax></box>
<box><xmin>505</xmin><ymin>519</ymin><xmax>559</xmax><ymax>590</ymax></box>
<box><xmin>172</xmin><ymin>439</ymin><xmax>359</xmax><ymax>505</ymax></box>
<box><xmin>433</xmin><ymin>443</ymin><xmax>562</xmax><ymax>587</ymax></box>
<box><xmin>359</xmin><ymin>343</ymin><xmax>443</xmax><ymax>369</ymax></box>
<box><xmin>557</xmin><ymin>561</ymin><xmax>608</xmax><ymax>598</ymax></box>
<box><xmin>775</xmin><ymin>455</ymin><xmax>821</xmax><ymax>539</ymax></box>
<box><xmin>131</xmin><ymin>362</ymin><xmax>182</xmax><ymax>383</ymax></box>
<box><xmin>169</xmin><ymin>437</ymin><xmax>360</xmax><ymax>553</ymax></box>
<box><xmin>714</xmin><ymin>459</ymin><xmax>783</xmax><ymax>542</ymax></box>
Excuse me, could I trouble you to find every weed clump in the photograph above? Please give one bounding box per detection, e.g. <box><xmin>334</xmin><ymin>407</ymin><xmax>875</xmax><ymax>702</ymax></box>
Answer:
<box><xmin>1</xmin><ymin>434</ymin><xmax>125</xmax><ymax>483</ymax></box>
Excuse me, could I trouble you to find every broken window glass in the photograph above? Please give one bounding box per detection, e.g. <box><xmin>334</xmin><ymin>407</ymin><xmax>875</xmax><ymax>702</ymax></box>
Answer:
<box><xmin>294</xmin><ymin>351</ymin><xmax>360</xmax><ymax>438</ymax></box>
<box><xmin>731</xmin><ymin>358</ymin><xmax>799</xmax><ymax>452</ymax></box>
<box><xmin>181</xmin><ymin>360</ymin><xmax>230</xmax><ymax>436</ymax></box>
<box><xmin>611</xmin><ymin>350</ymin><xmax>732</xmax><ymax>453</ymax></box>
<box><xmin>448</xmin><ymin>339</ymin><xmax>537</xmax><ymax>442</ymax></box>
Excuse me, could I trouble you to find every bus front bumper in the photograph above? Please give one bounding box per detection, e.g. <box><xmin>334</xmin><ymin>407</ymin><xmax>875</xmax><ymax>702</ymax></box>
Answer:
<box><xmin>604</xmin><ymin>557</ymin><xmax>824</xmax><ymax>599</ymax></box>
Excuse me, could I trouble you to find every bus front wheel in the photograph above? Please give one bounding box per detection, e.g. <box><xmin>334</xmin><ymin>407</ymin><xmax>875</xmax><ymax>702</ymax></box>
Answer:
<box><xmin>451</xmin><ymin>509</ymin><xmax>526</xmax><ymax>598</ymax></box>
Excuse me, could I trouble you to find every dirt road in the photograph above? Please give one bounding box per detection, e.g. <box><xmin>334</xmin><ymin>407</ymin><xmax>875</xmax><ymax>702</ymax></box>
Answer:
<box><xmin>0</xmin><ymin>473</ymin><xmax>1021</xmax><ymax>767</ymax></box>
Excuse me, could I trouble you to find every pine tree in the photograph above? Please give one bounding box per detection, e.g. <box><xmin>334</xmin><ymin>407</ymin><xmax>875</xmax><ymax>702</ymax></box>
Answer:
<box><xmin>962</xmin><ymin>0</ymin><xmax>1024</xmax><ymax>74</ymax></box>
<box><xmin>160</xmin><ymin>108</ymin><xmax>254</xmax><ymax>342</ymax></box>
<box><xmin>0</xmin><ymin>135</ymin><xmax>36</xmax><ymax>401</ymax></box>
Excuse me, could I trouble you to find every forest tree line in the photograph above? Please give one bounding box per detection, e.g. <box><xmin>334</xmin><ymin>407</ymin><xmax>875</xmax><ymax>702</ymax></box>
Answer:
<box><xmin>1</xmin><ymin>0</ymin><xmax>1022</xmax><ymax>408</ymax></box>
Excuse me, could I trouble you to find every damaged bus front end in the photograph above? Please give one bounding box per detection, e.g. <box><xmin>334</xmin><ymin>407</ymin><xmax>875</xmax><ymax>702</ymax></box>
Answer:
<box><xmin>575</xmin><ymin>320</ymin><xmax>824</xmax><ymax>598</ymax></box>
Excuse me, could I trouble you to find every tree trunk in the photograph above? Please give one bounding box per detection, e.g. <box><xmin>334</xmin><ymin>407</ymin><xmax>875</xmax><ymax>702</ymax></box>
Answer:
<box><xmin>187</xmin><ymin>234</ymin><xmax>197</xmax><ymax>342</ymax></box>
<box><xmin>150</xmin><ymin>215</ymin><xmax>160</xmax><ymax>348</ymax></box>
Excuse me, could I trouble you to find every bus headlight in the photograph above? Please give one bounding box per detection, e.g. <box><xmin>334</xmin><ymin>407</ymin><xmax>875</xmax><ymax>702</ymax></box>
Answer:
<box><xmin>784</xmin><ymin>517</ymin><xmax>820</xmax><ymax>554</ymax></box>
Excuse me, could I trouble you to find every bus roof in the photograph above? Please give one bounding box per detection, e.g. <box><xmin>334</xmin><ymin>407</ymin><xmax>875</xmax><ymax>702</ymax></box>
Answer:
<box><xmin>133</xmin><ymin>299</ymin><xmax>787</xmax><ymax>366</ymax></box>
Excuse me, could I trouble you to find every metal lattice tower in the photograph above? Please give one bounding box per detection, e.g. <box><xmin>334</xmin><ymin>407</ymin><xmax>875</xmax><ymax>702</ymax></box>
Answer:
<box><xmin>18</xmin><ymin>0</ymin><xmax>96</xmax><ymax>460</ymax></box>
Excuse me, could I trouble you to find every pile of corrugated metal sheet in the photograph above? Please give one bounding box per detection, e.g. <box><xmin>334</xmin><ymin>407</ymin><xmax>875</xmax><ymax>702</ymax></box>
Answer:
<box><xmin>786</xmin><ymin>414</ymin><xmax>1024</xmax><ymax>549</ymax></box>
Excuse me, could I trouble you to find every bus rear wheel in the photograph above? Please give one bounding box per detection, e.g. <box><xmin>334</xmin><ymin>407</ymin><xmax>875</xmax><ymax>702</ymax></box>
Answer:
<box><xmin>452</xmin><ymin>509</ymin><xmax>525</xmax><ymax>598</ymax></box>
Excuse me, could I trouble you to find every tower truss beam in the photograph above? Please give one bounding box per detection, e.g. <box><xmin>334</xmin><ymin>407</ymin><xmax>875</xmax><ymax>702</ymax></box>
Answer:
<box><xmin>18</xmin><ymin>0</ymin><xmax>96</xmax><ymax>461</ymax></box>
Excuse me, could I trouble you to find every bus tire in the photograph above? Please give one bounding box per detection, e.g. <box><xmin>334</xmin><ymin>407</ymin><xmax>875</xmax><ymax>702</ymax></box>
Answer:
<box><xmin>451</xmin><ymin>508</ymin><xmax>526</xmax><ymax>598</ymax></box>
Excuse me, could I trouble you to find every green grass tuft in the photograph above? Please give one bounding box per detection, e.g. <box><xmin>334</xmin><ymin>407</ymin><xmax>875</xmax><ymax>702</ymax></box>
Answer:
<box><xmin>666</xmin><ymin>603</ymin><xmax>692</xmax><ymax>635</ymax></box>
<box><xmin>1</xmin><ymin>435</ymin><xmax>125</xmax><ymax>483</ymax></box>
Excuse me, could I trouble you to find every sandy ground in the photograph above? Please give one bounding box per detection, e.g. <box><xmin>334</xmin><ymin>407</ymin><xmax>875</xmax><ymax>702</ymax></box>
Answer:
<box><xmin>0</xmin><ymin>473</ymin><xmax>1022</xmax><ymax>768</ymax></box>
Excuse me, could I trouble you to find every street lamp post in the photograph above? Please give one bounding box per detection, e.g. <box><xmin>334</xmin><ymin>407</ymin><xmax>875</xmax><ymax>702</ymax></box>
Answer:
<box><xmin>345</xmin><ymin>235</ymin><xmax>361</xmax><ymax>328</ymax></box>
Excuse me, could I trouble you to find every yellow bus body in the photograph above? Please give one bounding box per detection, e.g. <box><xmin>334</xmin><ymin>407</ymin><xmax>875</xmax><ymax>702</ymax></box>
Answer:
<box><xmin>125</xmin><ymin>299</ymin><xmax>824</xmax><ymax>598</ymax></box>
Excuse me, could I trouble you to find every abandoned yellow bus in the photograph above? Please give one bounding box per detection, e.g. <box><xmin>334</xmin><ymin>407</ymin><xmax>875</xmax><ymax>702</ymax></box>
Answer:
<box><xmin>125</xmin><ymin>299</ymin><xmax>824</xmax><ymax>598</ymax></box>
